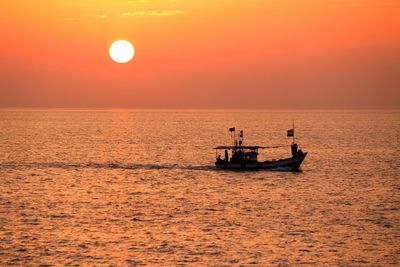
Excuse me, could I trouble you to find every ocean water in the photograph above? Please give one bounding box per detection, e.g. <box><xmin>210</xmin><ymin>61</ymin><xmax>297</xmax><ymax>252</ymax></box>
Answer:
<box><xmin>0</xmin><ymin>109</ymin><xmax>399</xmax><ymax>266</ymax></box>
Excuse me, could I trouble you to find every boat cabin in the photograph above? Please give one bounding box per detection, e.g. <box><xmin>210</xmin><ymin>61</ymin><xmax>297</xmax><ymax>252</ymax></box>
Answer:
<box><xmin>214</xmin><ymin>145</ymin><xmax>264</xmax><ymax>164</ymax></box>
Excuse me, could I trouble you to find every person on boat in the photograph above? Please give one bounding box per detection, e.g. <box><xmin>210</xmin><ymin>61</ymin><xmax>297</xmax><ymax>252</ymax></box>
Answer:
<box><xmin>291</xmin><ymin>143</ymin><xmax>298</xmax><ymax>157</ymax></box>
<box><xmin>224</xmin><ymin>149</ymin><xmax>229</xmax><ymax>162</ymax></box>
<box><xmin>231</xmin><ymin>150</ymin><xmax>236</xmax><ymax>161</ymax></box>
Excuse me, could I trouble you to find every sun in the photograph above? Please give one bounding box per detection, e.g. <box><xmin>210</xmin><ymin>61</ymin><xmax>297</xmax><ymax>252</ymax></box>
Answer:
<box><xmin>109</xmin><ymin>40</ymin><xmax>135</xmax><ymax>63</ymax></box>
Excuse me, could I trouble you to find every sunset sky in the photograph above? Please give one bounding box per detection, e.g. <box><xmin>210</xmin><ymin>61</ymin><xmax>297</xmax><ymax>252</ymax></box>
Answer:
<box><xmin>1</xmin><ymin>0</ymin><xmax>399</xmax><ymax>109</ymax></box>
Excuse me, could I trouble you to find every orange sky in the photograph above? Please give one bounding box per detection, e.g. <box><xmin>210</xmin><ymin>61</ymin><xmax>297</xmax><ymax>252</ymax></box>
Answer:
<box><xmin>1</xmin><ymin>0</ymin><xmax>399</xmax><ymax>108</ymax></box>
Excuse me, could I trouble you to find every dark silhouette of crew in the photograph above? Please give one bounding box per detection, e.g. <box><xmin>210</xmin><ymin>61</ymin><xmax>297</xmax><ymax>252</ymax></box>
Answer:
<box><xmin>291</xmin><ymin>143</ymin><xmax>298</xmax><ymax>157</ymax></box>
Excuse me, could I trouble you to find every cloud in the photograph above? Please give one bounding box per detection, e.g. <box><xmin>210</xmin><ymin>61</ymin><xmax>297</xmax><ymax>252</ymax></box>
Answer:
<box><xmin>122</xmin><ymin>9</ymin><xmax>184</xmax><ymax>16</ymax></box>
<box><xmin>127</xmin><ymin>0</ymin><xmax>183</xmax><ymax>3</ymax></box>
<box><xmin>64</xmin><ymin>13</ymin><xmax>108</xmax><ymax>22</ymax></box>
<box><xmin>127</xmin><ymin>0</ymin><xmax>149</xmax><ymax>3</ymax></box>
<box><xmin>126</xmin><ymin>0</ymin><xmax>184</xmax><ymax>4</ymax></box>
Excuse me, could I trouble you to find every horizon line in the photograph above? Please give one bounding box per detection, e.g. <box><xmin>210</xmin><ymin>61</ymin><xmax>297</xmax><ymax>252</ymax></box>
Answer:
<box><xmin>0</xmin><ymin>107</ymin><xmax>399</xmax><ymax>112</ymax></box>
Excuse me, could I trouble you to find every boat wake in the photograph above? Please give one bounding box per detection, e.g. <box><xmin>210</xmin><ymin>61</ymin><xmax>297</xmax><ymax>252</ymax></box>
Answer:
<box><xmin>0</xmin><ymin>162</ymin><xmax>216</xmax><ymax>171</ymax></box>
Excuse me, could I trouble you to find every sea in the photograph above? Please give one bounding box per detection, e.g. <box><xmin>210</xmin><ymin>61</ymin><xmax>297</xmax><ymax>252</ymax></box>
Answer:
<box><xmin>0</xmin><ymin>109</ymin><xmax>399</xmax><ymax>266</ymax></box>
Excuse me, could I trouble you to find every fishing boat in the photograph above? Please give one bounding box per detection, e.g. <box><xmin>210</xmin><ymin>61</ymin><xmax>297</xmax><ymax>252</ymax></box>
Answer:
<box><xmin>214</xmin><ymin>126</ymin><xmax>307</xmax><ymax>171</ymax></box>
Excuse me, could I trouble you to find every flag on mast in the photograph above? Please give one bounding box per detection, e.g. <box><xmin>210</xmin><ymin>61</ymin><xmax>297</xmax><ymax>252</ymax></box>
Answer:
<box><xmin>287</xmin><ymin>128</ymin><xmax>294</xmax><ymax>137</ymax></box>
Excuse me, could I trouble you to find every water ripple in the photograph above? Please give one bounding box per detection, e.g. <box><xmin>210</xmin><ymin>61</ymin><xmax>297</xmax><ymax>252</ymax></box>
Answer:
<box><xmin>0</xmin><ymin>162</ymin><xmax>216</xmax><ymax>171</ymax></box>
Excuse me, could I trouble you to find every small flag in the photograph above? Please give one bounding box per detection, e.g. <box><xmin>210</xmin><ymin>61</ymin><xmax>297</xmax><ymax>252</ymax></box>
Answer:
<box><xmin>229</xmin><ymin>127</ymin><xmax>235</xmax><ymax>132</ymax></box>
<box><xmin>287</xmin><ymin>129</ymin><xmax>294</xmax><ymax>137</ymax></box>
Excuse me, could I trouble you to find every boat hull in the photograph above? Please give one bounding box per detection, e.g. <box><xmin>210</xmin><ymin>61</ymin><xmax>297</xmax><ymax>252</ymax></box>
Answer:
<box><xmin>215</xmin><ymin>152</ymin><xmax>307</xmax><ymax>171</ymax></box>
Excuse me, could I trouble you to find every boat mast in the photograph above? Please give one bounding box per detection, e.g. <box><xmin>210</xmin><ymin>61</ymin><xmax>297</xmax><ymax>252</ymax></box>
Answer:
<box><xmin>293</xmin><ymin>119</ymin><xmax>295</xmax><ymax>144</ymax></box>
<box><xmin>239</xmin><ymin>130</ymin><xmax>243</xmax><ymax>146</ymax></box>
<box><xmin>229</xmin><ymin>127</ymin><xmax>235</xmax><ymax>146</ymax></box>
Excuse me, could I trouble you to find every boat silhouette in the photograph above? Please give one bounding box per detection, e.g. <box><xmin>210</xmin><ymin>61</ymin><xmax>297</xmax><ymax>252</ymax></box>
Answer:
<box><xmin>214</xmin><ymin>127</ymin><xmax>307</xmax><ymax>171</ymax></box>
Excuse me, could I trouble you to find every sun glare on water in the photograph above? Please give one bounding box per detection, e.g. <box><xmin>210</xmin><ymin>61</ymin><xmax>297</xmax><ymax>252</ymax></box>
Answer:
<box><xmin>109</xmin><ymin>40</ymin><xmax>135</xmax><ymax>63</ymax></box>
